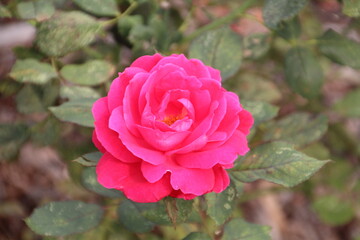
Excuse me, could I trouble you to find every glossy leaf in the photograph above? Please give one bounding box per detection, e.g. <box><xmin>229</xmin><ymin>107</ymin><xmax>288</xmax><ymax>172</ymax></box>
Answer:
<box><xmin>74</xmin><ymin>152</ymin><xmax>102</xmax><ymax>167</ymax></box>
<box><xmin>25</xmin><ymin>201</ymin><xmax>104</xmax><ymax>236</ymax></box>
<box><xmin>81</xmin><ymin>167</ymin><xmax>123</xmax><ymax>198</ymax></box>
<box><xmin>49</xmin><ymin>98</ymin><xmax>96</xmax><ymax>127</ymax></box>
<box><xmin>10</xmin><ymin>59</ymin><xmax>57</xmax><ymax>85</ymax></box>
<box><xmin>222</xmin><ymin>218</ymin><xmax>271</xmax><ymax>240</ymax></box>
<box><xmin>36</xmin><ymin>11</ymin><xmax>101</xmax><ymax>57</ymax></box>
<box><xmin>60</xmin><ymin>60</ymin><xmax>115</xmax><ymax>86</ymax></box>
<box><xmin>333</xmin><ymin>87</ymin><xmax>360</xmax><ymax>117</ymax></box>
<box><xmin>118</xmin><ymin>199</ymin><xmax>155</xmax><ymax>233</ymax></box>
<box><xmin>276</xmin><ymin>17</ymin><xmax>301</xmax><ymax>40</ymax></box>
<box><xmin>73</xmin><ymin>0</ymin><xmax>118</xmax><ymax>17</ymax></box>
<box><xmin>231</xmin><ymin>142</ymin><xmax>330</xmax><ymax>187</ymax></box>
<box><xmin>263</xmin><ymin>112</ymin><xmax>328</xmax><ymax>147</ymax></box>
<box><xmin>263</xmin><ymin>0</ymin><xmax>307</xmax><ymax>29</ymax></box>
<box><xmin>285</xmin><ymin>47</ymin><xmax>324</xmax><ymax>99</ymax></box>
<box><xmin>241</xmin><ymin>100</ymin><xmax>279</xmax><ymax>126</ymax></box>
<box><xmin>189</xmin><ymin>27</ymin><xmax>243</xmax><ymax>80</ymax></box>
<box><xmin>205</xmin><ymin>184</ymin><xmax>236</xmax><ymax>225</ymax></box>
<box><xmin>318</xmin><ymin>29</ymin><xmax>360</xmax><ymax>69</ymax></box>
<box><xmin>17</xmin><ymin>0</ymin><xmax>55</xmax><ymax>21</ymax></box>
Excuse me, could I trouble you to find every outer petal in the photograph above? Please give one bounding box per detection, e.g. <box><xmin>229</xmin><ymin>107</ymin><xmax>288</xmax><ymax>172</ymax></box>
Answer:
<box><xmin>175</xmin><ymin>130</ymin><xmax>248</xmax><ymax>169</ymax></box>
<box><xmin>130</xmin><ymin>53</ymin><xmax>163</xmax><ymax>72</ymax></box>
<box><xmin>107</xmin><ymin>67</ymin><xmax>146</xmax><ymax>112</ymax></box>
<box><xmin>96</xmin><ymin>153</ymin><xmax>172</xmax><ymax>202</ymax></box>
<box><xmin>237</xmin><ymin>109</ymin><xmax>254</xmax><ymax>135</ymax></box>
<box><xmin>92</xmin><ymin>97</ymin><xmax>139</xmax><ymax>163</ymax></box>
<box><xmin>212</xmin><ymin>165</ymin><xmax>230</xmax><ymax>193</ymax></box>
<box><xmin>92</xmin><ymin>131</ymin><xmax>105</xmax><ymax>153</ymax></box>
<box><xmin>170</xmin><ymin>168</ymin><xmax>215</xmax><ymax>195</ymax></box>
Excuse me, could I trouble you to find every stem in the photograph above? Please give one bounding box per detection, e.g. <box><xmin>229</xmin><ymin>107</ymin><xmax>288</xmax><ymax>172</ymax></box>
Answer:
<box><xmin>51</xmin><ymin>57</ymin><xmax>65</xmax><ymax>84</ymax></box>
<box><xmin>183</xmin><ymin>0</ymin><xmax>257</xmax><ymax>42</ymax></box>
<box><xmin>101</xmin><ymin>1</ymin><xmax>139</xmax><ymax>27</ymax></box>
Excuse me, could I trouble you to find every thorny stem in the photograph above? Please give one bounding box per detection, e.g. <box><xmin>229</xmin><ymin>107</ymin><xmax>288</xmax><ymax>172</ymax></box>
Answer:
<box><xmin>183</xmin><ymin>0</ymin><xmax>258</xmax><ymax>42</ymax></box>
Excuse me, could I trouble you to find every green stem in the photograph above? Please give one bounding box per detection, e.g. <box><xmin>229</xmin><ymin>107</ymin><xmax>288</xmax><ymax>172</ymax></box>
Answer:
<box><xmin>101</xmin><ymin>1</ymin><xmax>138</xmax><ymax>27</ymax></box>
<box><xmin>183</xmin><ymin>0</ymin><xmax>257</xmax><ymax>42</ymax></box>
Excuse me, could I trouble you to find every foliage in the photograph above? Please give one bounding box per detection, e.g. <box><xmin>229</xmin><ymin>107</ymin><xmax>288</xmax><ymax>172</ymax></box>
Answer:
<box><xmin>1</xmin><ymin>0</ymin><xmax>360</xmax><ymax>239</ymax></box>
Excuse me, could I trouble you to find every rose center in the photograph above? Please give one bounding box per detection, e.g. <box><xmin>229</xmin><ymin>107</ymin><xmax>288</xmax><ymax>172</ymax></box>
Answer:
<box><xmin>161</xmin><ymin>114</ymin><xmax>183</xmax><ymax>126</ymax></box>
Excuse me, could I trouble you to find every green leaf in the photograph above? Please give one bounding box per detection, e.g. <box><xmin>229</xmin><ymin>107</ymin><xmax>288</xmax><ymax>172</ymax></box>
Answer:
<box><xmin>222</xmin><ymin>218</ymin><xmax>271</xmax><ymax>240</ymax></box>
<box><xmin>263</xmin><ymin>113</ymin><xmax>328</xmax><ymax>147</ymax></box>
<box><xmin>318</xmin><ymin>29</ymin><xmax>360</xmax><ymax>69</ymax></box>
<box><xmin>0</xmin><ymin>4</ymin><xmax>11</xmax><ymax>18</ymax></box>
<box><xmin>60</xmin><ymin>85</ymin><xmax>100</xmax><ymax>100</ymax></box>
<box><xmin>25</xmin><ymin>201</ymin><xmax>104</xmax><ymax>236</ymax></box>
<box><xmin>312</xmin><ymin>195</ymin><xmax>355</xmax><ymax>226</ymax></box>
<box><xmin>49</xmin><ymin>98</ymin><xmax>96</xmax><ymax>127</ymax></box>
<box><xmin>333</xmin><ymin>87</ymin><xmax>360</xmax><ymax>117</ymax></box>
<box><xmin>205</xmin><ymin>184</ymin><xmax>236</xmax><ymax>225</ymax></box>
<box><xmin>285</xmin><ymin>47</ymin><xmax>324</xmax><ymax>99</ymax></box>
<box><xmin>343</xmin><ymin>0</ymin><xmax>360</xmax><ymax>17</ymax></box>
<box><xmin>74</xmin><ymin>152</ymin><xmax>102</xmax><ymax>167</ymax></box>
<box><xmin>117</xmin><ymin>199</ymin><xmax>155</xmax><ymax>233</ymax></box>
<box><xmin>73</xmin><ymin>0</ymin><xmax>118</xmax><ymax>17</ymax></box>
<box><xmin>234</xmin><ymin>73</ymin><xmax>281</xmax><ymax>103</ymax></box>
<box><xmin>263</xmin><ymin>0</ymin><xmax>307</xmax><ymax>29</ymax></box>
<box><xmin>241</xmin><ymin>100</ymin><xmax>279</xmax><ymax>126</ymax></box>
<box><xmin>60</xmin><ymin>60</ymin><xmax>115</xmax><ymax>86</ymax></box>
<box><xmin>275</xmin><ymin>17</ymin><xmax>301</xmax><ymax>40</ymax></box>
<box><xmin>16</xmin><ymin>85</ymin><xmax>45</xmax><ymax>114</ymax></box>
<box><xmin>189</xmin><ymin>27</ymin><xmax>243</xmax><ymax>80</ymax></box>
<box><xmin>36</xmin><ymin>11</ymin><xmax>101</xmax><ymax>57</ymax></box>
<box><xmin>17</xmin><ymin>0</ymin><xmax>55</xmax><ymax>21</ymax></box>
<box><xmin>133</xmin><ymin>199</ymin><xmax>193</xmax><ymax>225</ymax></box>
<box><xmin>31</xmin><ymin>116</ymin><xmax>61</xmax><ymax>146</ymax></box>
<box><xmin>183</xmin><ymin>232</ymin><xmax>212</xmax><ymax>240</ymax></box>
<box><xmin>81</xmin><ymin>167</ymin><xmax>123</xmax><ymax>198</ymax></box>
<box><xmin>243</xmin><ymin>33</ymin><xmax>270</xmax><ymax>60</ymax></box>
<box><xmin>0</xmin><ymin>123</ymin><xmax>29</xmax><ymax>161</ymax></box>
<box><xmin>16</xmin><ymin>82</ymin><xmax>59</xmax><ymax>114</ymax></box>
<box><xmin>231</xmin><ymin>142</ymin><xmax>330</xmax><ymax>187</ymax></box>
<box><xmin>9</xmin><ymin>59</ymin><xmax>57</xmax><ymax>85</ymax></box>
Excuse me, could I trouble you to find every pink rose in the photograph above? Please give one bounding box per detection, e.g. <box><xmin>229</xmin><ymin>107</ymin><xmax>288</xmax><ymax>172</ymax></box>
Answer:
<box><xmin>92</xmin><ymin>54</ymin><xmax>253</xmax><ymax>203</ymax></box>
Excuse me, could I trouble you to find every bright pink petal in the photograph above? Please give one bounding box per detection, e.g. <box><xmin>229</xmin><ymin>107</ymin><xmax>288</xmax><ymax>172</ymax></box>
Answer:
<box><xmin>176</xmin><ymin>130</ymin><xmax>249</xmax><ymax>169</ymax></box>
<box><xmin>170</xmin><ymin>168</ymin><xmax>215</xmax><ymax>195</ymax></box>
<box><xmin>107</xmin><ymin>67</ymin><xmax>146</xmax><ymax>112</ymax></box>
<box><xmin>92</xmin><ymin>97</ymin><xmax>139</xmax><ymax>163</ymax></box>
<box><xmin>130</xmin><ymin>53</ymin><xmax>163</xmax><ymax>72</ymax></box>
<box><xmin>96</xmin><ymin>153</ymin><xmax>172</xmax><ymax>202</ymax></box>
<box><xmin>170</xmin><ymin>190</ymin><xmax>197</xmax><ymax>200</ymax></box>
<box><xmin>92</xmin><ymin>131</ymin><xmax>105</xmax><ymax>153</ymax></box>
<box><xmin>109</xmin><ymin>106</ymin><xmax>166</xmax><ymax>165</ymax></box>
<box><xmin>137</xmin><ymin>125</ymin><xmax>190</xmax><ymax>151</ymax></box>
<box><xmin>238</xmin><ymin>109</ymin><xmax>254</xmax><ymax>135</ymax></box>
<box><xmin>212</xmin><ymin>165</ymin><xmax>230</xmax><ymax>193</ymax></box>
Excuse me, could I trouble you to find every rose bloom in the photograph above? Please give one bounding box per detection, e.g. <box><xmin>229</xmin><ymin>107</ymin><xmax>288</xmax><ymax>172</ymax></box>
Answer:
<box><xmin>92</xmin><ymin>54</ymin><xmax>253</xmax><ymax>202</ymax></box>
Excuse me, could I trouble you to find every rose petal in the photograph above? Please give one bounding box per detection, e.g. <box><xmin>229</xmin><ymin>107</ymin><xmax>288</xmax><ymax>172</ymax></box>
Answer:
<box><xmin>130</xmin><ymin>53</ymin><xmax>163</xmax><ymax>72</ymax></box>
<box><xmin>92</xmin><ymin>97</ymin><xmax>139</xmax><ymax>163</ymax></box>
<box><xmin>170</xmin><ymin>167</ymin><xmax>215</xmax><ymax>195</ymax></box>
<box><xmin>97</xmin><ymin>153</ymin><xmax>172</xmax><ymax>202</ymax></box>
<box><xmin>176</xmin><ymin>130</ymin><xmax>249</xmax><ymax>169</ymax></box>
<box><xmin>237</xmin><ymin>109</ymin><xmax>254</xmax><ymax>135</ymax></box>
<box><xmin>109</xmin><ymin>106</ymin><xmax>166</xmax><ymax>165</ymax></box>
<box><xmin>212</xmin><ymin>165</ymin><xmax>230</xmax><ymax>193</ymax></box>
